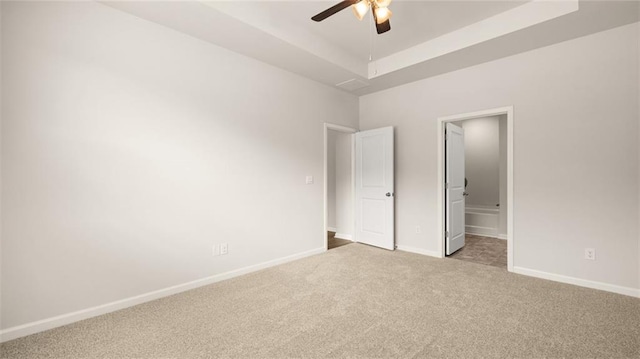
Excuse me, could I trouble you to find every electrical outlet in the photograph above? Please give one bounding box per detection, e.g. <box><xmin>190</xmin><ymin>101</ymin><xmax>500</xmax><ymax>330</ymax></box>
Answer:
<box><xmin>221</xmin><ymin>243</ymin><xmax>228</xmax><ymax>255</ymax></box>
<box><xmin>415</xmin><ymin>226</ymin><xmax>422</xmax><ymax>234</ymax></box>
<box><xmin>212</xmin><ymin>244</ymin><xmax>220</xmax><ymax>257</ymax></box>
<box><xmin>585</xmin><ymin>248</ymin><xmax>596</xmax><ymax>260</ymax></box>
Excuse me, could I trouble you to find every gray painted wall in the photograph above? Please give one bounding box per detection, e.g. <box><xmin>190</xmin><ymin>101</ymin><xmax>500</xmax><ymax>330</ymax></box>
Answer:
<box><xmin>458</xmin><ymin>116</ymin><xmax>500</xmax><ymax>208</ymax></box>
<box><xmin>327</xmin><ymin>132</ymin><xmax>337</xmax><ymax>229</ymax></box>
<box><xmin>334</xmin><ymin>132</ymin><xmax>353</xmax><ymax>238</ymax></box>
<box><xmin>498</xmin><ymin>115</ymin><xmax>507</xmax><ymax>238</ymax></box>
<box><xmin>327</xmin><ymin>129</ymin><xmax>352</xmax><ymax>237</ymax></box>
<box><xmin>1</xmin><ymin>1</ymin><xmax>358</xmax><ymax>329</ymax></box>
<box><xmin>360</xmin><ymin>22</ymin><xmax>640</xmax><ymax>290</ymax></box>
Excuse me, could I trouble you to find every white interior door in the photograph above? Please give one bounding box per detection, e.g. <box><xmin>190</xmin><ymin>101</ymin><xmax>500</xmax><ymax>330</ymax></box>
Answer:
<box><xmin>355</xmin><ymin>127</ymin><xmax>394</xmax><ymax>250</ymax></box>
<box><xmin>446</xmin><ymin>123</ymin><xmax>465</xmax><ymax>255</ymax></box>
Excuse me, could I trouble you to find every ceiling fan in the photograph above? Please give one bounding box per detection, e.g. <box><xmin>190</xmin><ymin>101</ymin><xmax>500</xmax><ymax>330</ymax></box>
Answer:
<box><xmin>311</xmin><ymin>0</ymin><xmax>392</xmax><ymax>35</ymax></box>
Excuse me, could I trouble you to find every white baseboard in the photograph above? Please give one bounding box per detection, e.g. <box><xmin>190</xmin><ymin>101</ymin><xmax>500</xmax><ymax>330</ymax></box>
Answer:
<box><xmin>0</xmin><ymin>247</ymin><xmax>325</xmax><ymax>343</ymax></box>
<box><xmin>396</xmin><ymin>245</ymin><xmax>442</xmax><ymax>258</ymax></box>
<box><xmin>327</xmin><ymin>227</ymin><xmax>337</xmax><ymax>232</ymax></box>
<box><xmin>512</xmin><ymin>266</ymin><xmax>640</xmax><ymax>298</ymax></box>
<box><xmin>334</xmin><ymin>233</ymin><xmax>353</xmax><ymax>241</ymax></box>
<box><xmin>497</xmin><ymin>234</ymin><xmax>508</xmax><ymax>240</ymax></box>
<box><xmin>465</xmin><ymin>225</ymin><xmax>498</xmax><ymax>237</ymax></box>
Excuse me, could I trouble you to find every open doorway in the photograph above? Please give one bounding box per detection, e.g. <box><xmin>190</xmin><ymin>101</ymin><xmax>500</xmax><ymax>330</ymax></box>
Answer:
<box><xmin>324</xmin><ymin>124</ymin><xmax>356</xmax><ymax>250</ymax></box>
<box><xmin>437</xmin><ymin>107</ymin><xmax>514</xmax><ymax>271</ymax></box>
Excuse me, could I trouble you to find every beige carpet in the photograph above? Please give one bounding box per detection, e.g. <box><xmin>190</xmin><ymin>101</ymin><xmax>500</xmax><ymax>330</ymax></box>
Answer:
<box><xmin>2</xmin><ymin>243</ymin><xmax>639</xmax><ymax>358</ymax></box>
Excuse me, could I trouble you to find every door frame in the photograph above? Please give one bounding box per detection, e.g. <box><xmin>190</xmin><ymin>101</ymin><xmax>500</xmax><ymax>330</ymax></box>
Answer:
<box><xmin>324</xmin><ymin>123</ymin><xmax>357</xmax><ymax>251</ymax></box>
<box><xmin>436</xmin><ymin>106</ymin><xmax>514</xmax><ymax>272</ymax></box>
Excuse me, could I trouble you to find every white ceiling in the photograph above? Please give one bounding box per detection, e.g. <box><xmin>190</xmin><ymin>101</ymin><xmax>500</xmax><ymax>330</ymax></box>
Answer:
<box><xmin>212</xmin><ymin>1</ymin><xmax>528</xmax><ymax>61</ymax></box>
<box><xmin>104</xmin><ymin>1</ymin><xmax>640</xmax><ymax>95</ymax></box>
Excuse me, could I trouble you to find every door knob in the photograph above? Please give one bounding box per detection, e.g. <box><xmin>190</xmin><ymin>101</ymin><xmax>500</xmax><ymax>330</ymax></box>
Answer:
<box><xmin>463</xmin><ymin>192</ymin><xmax>469</xmax><ymax>196</ymax></box>
<box><xmin>386</xmin><ymin>192</ymin><xmax>393</xmax><ymax>197</ymax></box>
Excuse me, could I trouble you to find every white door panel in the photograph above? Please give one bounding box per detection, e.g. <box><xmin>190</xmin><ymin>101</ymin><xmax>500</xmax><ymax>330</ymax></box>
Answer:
<box><xmin>355</xmin><ymin>127</ymin><xmax>394</xmax><ymax>250</ymax></box>
<box><xmin>446</xmin><ymin>123</ymin><xmax>465</xmax><ymax>255</ymax></box>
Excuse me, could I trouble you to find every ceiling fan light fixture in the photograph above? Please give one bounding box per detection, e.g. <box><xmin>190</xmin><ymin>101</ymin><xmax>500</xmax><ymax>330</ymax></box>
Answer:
<box><xmin>374</xmin><ymin>0</ymin><xmax>392</xmax><ymax>8</ymax></box>
<box><xmin>352</xmin><ymin>0</ymin><xmax>370</xmax><ymax>21</ymax></box>
<box><xmin>311</xmin><ymin>0</ymin><xmax>391</xmax><ymax>35</ymax></box>
<box><xmin>374</xmin><ymin>6</ymin><xmax>392</xmax><ymax>24</ymax></box>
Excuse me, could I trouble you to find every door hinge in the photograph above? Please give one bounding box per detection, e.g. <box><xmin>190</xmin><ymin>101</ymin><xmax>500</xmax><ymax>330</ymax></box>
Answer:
<box><xmin>445</xmin><ymin>183</ymin><xmax>450</xmax><ymax>190</ymax></box>
<box><xmin>445</xmin><ymin>231</ymin><xmax>449</xmax><ymax>238</ymax></box>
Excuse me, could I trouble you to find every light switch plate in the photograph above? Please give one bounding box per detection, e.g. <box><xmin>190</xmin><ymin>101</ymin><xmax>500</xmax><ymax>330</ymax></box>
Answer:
<box><xmin>306</xmin><ymin>175</ymin><xmax>314</xmax><ymax>184</ymax></box>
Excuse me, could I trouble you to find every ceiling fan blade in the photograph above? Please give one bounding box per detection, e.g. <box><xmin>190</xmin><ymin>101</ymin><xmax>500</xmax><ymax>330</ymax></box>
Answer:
<box><xmin>311</xmin><ymin>0</ymin><xmax>357</xmax><ymax>22</ymax></box>
<box><xmin>372</xmin><ymin>9</ymin><xmax>391</xmax><ymax>34</ymax></box>
<box><xmin>376</xmin><ymin>20</ymin><xmax>391</xmax><ymax>34</ymax></box>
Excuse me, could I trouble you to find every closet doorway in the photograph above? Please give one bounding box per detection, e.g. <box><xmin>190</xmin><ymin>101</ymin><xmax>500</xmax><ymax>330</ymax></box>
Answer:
<box><xmin>324</xmin><ymin>124</ymin><xmax>355</xmax><ymax>250</ymax></box>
